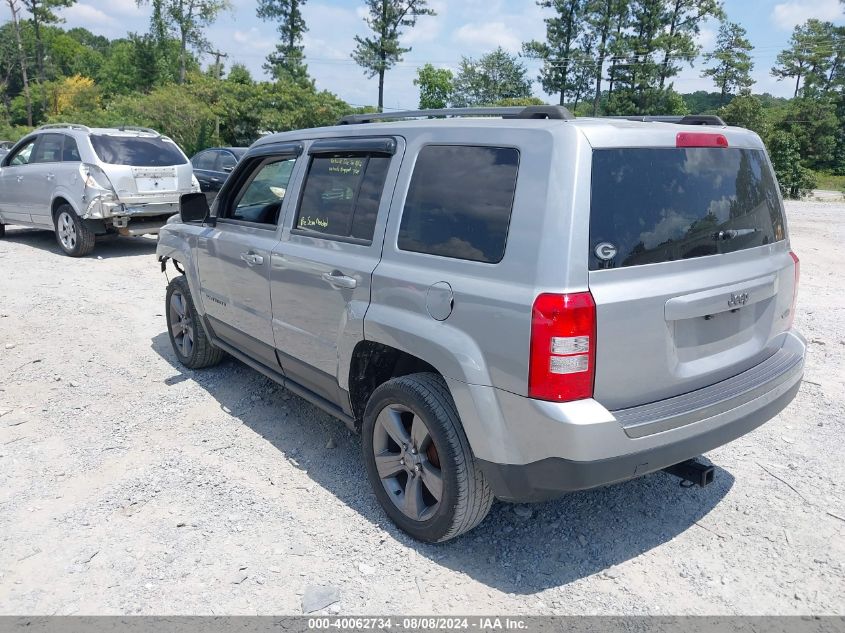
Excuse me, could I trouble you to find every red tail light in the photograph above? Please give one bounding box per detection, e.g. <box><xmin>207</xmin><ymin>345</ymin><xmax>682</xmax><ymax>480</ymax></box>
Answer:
<box><xmin>787</xmin><ymin>251</ymin><xmax>800</xmax><ymax>329</ymax></box>
<box><xmin>529</xmin><ymin>292</ymin><xmax>596</xmax><ymax>402</ymax></box>
<box><xmin>676</xmin><ymin>132</ymin><xmax>728</xmax><ymax>148</ymax></box>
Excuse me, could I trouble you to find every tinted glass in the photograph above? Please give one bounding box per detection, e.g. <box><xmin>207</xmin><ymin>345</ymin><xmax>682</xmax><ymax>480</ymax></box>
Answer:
<box><xmin>8</xmin><ymin>140</ymin><xmax>35</xmax><ymax>166</ymax></box>
<box><xmin>398</xmin><ymin>145</ymin><xmax>519</xmax><ymax>263</ymax></box>
<box><xmin>295</xmin><ymin>154</ymin><xmax>390</xmax><ymax>242</ymax></box>
<box><xmin>90</xmin><ymin>135</ymin><xmax>187</xmax><ymax>166</ymax></box>
<box><xmin>62</xmin><ymin>136</ymin><xmax>81</xmax><ymax>162</ymax></box>
<box><xmin>192</xmin><ymin>151</ymin><xmax>217</xmax><ymax>170</ymax></box>
<box><xmin>31</xmin><ymin>134</ymin><xmax>64</xmax><ymax>163</ymax></box>
<box><xmin>229</xmin><ymin>157</ymin><xmax>295</xmax><ymax>225</ymax></box>
<box><xmin>219</xmin><ymin>151</ymin><xmax>238</xmax><ymax>171</ymax></box>
<box><xmin>589</xmin><ymin>148</ymin><xmax>786</xmax><ymax>270</ymax></box>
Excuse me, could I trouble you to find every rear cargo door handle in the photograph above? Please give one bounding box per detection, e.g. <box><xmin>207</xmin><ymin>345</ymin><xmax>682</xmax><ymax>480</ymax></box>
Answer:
<box><xmin>321</xmin><ymin>271</ymin><xmax>357</xmax><ymax>289</ymax></box>
<box><xmin>240</xmin><ymin>252</ymin><xmax>264</xmax><ymax>266</ymax></box>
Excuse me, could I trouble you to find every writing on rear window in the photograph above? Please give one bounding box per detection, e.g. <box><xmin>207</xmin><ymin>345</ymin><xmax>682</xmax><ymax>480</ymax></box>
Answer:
<box><xmin>589</xmin><ymin>148</ymin><xmax>786</xmax><ymax>270</ymax></box>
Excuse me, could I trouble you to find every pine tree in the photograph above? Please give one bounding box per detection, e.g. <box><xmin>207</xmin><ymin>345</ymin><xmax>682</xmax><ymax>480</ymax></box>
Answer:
<box><xmin>351</xmin><ymin>0</ymin><xmax>434</xmax><ymax>111</ymax></box>
<box><xmin>522</xmin><ymin>0</ymin><xmax>583</xmax><ymax>106</ymax></box>
<box><xmin>256</xmin><ymin>0</ymin><xmax>309</xmax><ymax>83</ymax></box>
<box><xmin>702</xmin><ymin>22</ymin><xmax>754</xmax><ymax>105</ymax></box>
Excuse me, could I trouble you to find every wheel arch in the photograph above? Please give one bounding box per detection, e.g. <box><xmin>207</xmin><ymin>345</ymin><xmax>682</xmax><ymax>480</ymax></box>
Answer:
<box><xmin>347</xmin><ymin>341</ymin><xmax>440</xmax><ymax>425</ymax></box>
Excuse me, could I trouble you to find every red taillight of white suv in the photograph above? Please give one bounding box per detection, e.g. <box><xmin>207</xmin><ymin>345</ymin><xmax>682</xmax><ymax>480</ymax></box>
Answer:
<box><xmin>528</xmin><ymin>292</ymin><xmax>596</xmax><ymax>402</ymax></box>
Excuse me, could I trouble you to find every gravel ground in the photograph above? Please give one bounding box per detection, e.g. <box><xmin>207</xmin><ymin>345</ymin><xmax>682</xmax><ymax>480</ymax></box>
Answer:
<box><xmin>0</xmin><ymin>200</ymin><xmax>843</xmax><ymax>616</ymax></box>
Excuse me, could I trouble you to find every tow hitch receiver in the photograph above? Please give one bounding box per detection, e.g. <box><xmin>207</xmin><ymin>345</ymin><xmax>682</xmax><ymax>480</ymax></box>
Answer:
<box><xmin>662</xmin><ymin>458</ymin><xmax>715</xmax><ymax>487</ymax></box>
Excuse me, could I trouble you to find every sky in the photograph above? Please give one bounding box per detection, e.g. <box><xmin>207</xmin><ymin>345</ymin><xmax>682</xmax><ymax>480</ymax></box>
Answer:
<box><xmin>51</xmin><ymin>0</ymin><xmax>845</xmax><ymax>110</ymax></box>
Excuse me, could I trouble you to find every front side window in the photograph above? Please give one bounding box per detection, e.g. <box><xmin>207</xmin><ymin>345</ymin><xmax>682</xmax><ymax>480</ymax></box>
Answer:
<box><xmin>8</xmin><ymin>139</ymin><xmax>37</xmax><ymax>166</ymax></box>
<box><xmin>227</xmin><ymin>157</ymin><xmax>296</xmax><ymax>226</ymax></box>
<box><xmin>90</xmin><ymin>134</ymin><xmax>187</xmax><ymax>167</ymax></box>
<box><xmin>398</xmin><ymin>145</ymin><xmax>520</xmax><ymax>264</ymax></box>
<box><xmin>294</xmin><ymin>154</ymin><xmax>391</xmax><ymax>243</ymax></box>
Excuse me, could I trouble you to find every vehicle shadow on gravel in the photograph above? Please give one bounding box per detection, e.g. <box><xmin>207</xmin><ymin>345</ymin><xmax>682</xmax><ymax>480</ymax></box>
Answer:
<box><xmin>0</xmin><ymin>227</ymin><xmax>157</xmax><ymax>259</ymax></box>
<box><xmin>151</xmin><ymin>331</ymin><xmax>734</xmax><ymax>595</ymax></box>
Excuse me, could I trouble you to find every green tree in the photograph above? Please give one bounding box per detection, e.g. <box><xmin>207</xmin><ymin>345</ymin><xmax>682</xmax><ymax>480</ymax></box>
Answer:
<box><xmin>768</xmin><ymin>131</ymin><xmax>817</xmax><ymax>199</ymax></box>
<box><xmin>655</xmin><ymin>0</ymin><xmax>723</xmax><ymax>90</ymax></box>
<box><xmin>413</xmin><ymin>63</ymin><xmax>452</xmax><ymax>109</ymax></box>
<box><xmin>717</xmin><ymin>92</ymin><xmax>766</xmax><ymax>136</ymax></box>
<box><xmin>21</xmin><ymin>0</ymin><xmax>75</xmax><ymax>100</ymax></box>
<box><xmin>583</xmin><ymin>0</ymin><xmax>627</xmax><ymax>115</ymax></box>
<box><xmin>451</xmin><ymin>48</ymin><xmax>532</xmax><ymax>107</ymax></box>
<box><xmin>522</xmin><ymin>0</ymin><xmax>583</xmax><ymax>106</ymax></box>
<box><xmin>137</xmin><ymin>0</ymin><xmax>229</xmax><ymax>84</ymax></box>
<box><xmin>5</xmin><ymin>0</ymin><xmax>32</xmax><ymax>125</ymax></box>
<box><xmin>702</xmin><ymin>22</ymin><xmax>754</xmax><ymax>105</ymax></box>
<box><xmin>351</xmin><ymin>0</ymin><xmax>434</xmax><ymax>111</ymax></box>
<box><xmin>256</xmin><ymin>0</ymin><xmax>309</xmax><ymax>83</ymax></box>
<box><xmin>771</xmin><ymin>20</ymin><xmax>835</xmax><ymax>97</ymax></box>
<box><xmin>777</xmin><ymin>96</ymin><xmax>840</xmax><ymax>168</ymax></box>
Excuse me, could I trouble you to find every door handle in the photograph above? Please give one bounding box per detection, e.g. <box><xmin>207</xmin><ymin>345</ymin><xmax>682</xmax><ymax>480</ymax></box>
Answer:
<box><xmin>210</xmin><ymin>177</ymin><xmax>221</xmax><ymax>183</ymax></box>
<box><xmin>46</xmin><ymin>173</ymin><xmax>55</xmax><ymax>181</ymax></box>
<box><xmin>240</xmin><ymin>252</ymin><xmax>264</xmax><ymax>266</ymax></box>
<box><xmin>321</xmin><ymin>271</ymin><xmax>357</xmax><ymax>289</ymax></box>
<box><xmin>16</xmin><ymin>175</ymin><xmax>23</xmax><ymax>182</ymax></box>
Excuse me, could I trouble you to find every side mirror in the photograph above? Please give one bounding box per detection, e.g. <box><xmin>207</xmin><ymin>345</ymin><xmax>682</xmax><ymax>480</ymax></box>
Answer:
<box><xmin>180</xmin><ymin>192</ymin><xmax>211</xmax><ymax>224</ymax></box>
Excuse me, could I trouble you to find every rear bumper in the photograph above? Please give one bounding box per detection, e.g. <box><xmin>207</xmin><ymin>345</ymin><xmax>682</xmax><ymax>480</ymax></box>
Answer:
<box><xmin>479</xmin><ymin>379</ymin><xmax>800</xmax><ymax>501</ymax></box>
<box><xmin>451</xmin><ymin>330</ymin><xmax>805</xmax><ymax>502</ymax></box>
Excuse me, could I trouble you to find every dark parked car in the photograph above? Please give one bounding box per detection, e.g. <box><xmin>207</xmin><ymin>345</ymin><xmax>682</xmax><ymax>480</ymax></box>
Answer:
<box><xmin>190</xmin><ymin>147</ymin><xmax>247</xmax><ymax>204</ymax></box>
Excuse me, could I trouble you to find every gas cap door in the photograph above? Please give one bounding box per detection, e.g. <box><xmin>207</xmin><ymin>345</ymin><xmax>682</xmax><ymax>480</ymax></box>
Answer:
<box><xmin>426</xmin><ymin>282</ymin><xmax>454</xmax><ymax>321</ymax></box>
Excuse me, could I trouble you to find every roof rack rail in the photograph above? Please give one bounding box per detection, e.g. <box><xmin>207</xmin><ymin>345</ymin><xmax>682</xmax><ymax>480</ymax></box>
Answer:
<box><xmin>115</xmin><ymin>125</ymin><xmax>161</xmax><ymax>135</ymax></box>
<box><xmin>338</xmin><ymin>105</ymin><xmax>574</xmax><ymax>125</ymax></box>
<box><xmin>36</xmin><ymin>123</ymin><xmax>92</xmax><ymax>132</ymax></box>
<box><xmin>607</xmin><ymin>114</ymin><xmax>726</xmax><ymax>126</ymax></box>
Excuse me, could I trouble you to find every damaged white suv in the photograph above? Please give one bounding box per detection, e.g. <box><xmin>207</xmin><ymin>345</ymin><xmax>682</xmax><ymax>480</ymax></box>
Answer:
<box><xmin>0</xmin><ymin>124</ymin><xmax>198</xmax><ymax>256</ymax></box>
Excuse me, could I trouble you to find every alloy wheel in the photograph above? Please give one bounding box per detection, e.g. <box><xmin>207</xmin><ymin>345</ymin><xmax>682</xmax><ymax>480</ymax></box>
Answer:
<box><xmin>169</xmin><ymin>289</ymin><xmax>194</xmax><ymax>358</ymax></box>
<box><xmin>57</xmin><ymin>212</ymin><xmax>77</xmax><ymax>251</ymax></box>
<box><xmin>372</xmin><ymin>404</ymin><xmax>443</xmax><ymax>522</ymax></box>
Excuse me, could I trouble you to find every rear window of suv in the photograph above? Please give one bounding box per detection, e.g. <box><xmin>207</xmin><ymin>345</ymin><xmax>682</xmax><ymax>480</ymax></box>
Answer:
<box><xmin>90</xmin><ymin>135</ymin><xmax>187</xmax><ymax>167</ymax></box>
<box><xmin>589</xmin><ymin>148</ymin><xmax>786</xmax><ymax>270</ymax></box>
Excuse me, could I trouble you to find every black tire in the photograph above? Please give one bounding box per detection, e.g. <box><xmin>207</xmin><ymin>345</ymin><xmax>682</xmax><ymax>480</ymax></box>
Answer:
<box><xmin>53</xmin><ymin>204</ymin><xmax>95</xmax><ymax>257</ymax></box>
<box><xmin>0</xmin><ymin>222</ymin><xmax>5</xmax><ymax>238</ymax></box>
<box><xmin>362</xmin><ymin>372</ymin><xmax>493</xmax><ymax>543</ymax></box>
<box><xmin>165</xmin><ymin>275</ymin><xmax>224</xmax><ymax>369</ymax></box>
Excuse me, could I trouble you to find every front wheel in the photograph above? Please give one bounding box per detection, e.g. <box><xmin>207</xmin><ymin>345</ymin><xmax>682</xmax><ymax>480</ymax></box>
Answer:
<box><xmin>165</xmin><ymin>275</ymin><xmax>224</xmax><ymax>369</ymax></box>
<box><xmin>362</xmin><ymin>373</ymin><xmax>493</xmax><ymax>543</ymax></box>
<box><xmin>54</xmin><ymin>205</ymin><xmax>95</xmax><ymax>257</ymax></box>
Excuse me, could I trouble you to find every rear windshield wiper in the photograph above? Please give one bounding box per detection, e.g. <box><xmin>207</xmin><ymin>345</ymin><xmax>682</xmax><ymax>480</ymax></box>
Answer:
<box><xmin>714</xmin><ymin>228</ymin><xmax>758</xmax><ymax>241</ymax></box>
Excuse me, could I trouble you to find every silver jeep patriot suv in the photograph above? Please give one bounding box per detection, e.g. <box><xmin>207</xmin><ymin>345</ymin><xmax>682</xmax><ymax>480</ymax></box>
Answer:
<box><xmin>157</xmin><ymin>106</ymin><xmax>805</xmax><ymax>542</ymax></box>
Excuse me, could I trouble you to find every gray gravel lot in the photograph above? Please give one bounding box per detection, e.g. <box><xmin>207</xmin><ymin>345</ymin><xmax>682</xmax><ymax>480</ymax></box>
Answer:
<box><xmin>0</xmin><ymin>199</ymin><xmax>843</xmax><ymax>615</ymax></box>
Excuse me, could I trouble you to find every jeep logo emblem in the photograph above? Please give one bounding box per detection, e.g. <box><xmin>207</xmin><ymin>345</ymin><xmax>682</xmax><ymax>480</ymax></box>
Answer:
<box><xmin>595</xmin><ymin>242</ymin><xmax>617</xmax><ymax>261</ymax></box>
<box><xmin>728</xmin><ymin>292</ymin><xmax>749</xmax><ymax>308</ymax></box>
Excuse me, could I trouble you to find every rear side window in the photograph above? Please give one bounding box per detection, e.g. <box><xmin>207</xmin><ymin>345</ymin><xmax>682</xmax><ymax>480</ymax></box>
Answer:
<box><xmin>294</xmin><ymin>154</ymin><xmax>390</xmax><ymax>243</ymax></box>
<box><xmin>31</xmin><ymin>134</ymin><xmax>64</xmax><ymax>163</ymax></box>
<box><xmin>192</xmin><ymin>151</ymin><xmax>217</xmax><ymax>170</ymax></box>
<box><xmin>398</xmin><ymin>145</ymin><xmax>519</xmax><ymax>264</ymax></box>
<box><xmin>90</xmin><ymin>134</ymin><xmax>187</xmax><ymax>167</ymax></box>
<box><xmin>590</xmin><ymin>148</ymin><xmax>786</xmax><ymax>270</ymax></box>
<box><xmin>62</xmin><ymin>136</ymin><xmax>81</xmax><ymax>162</ymax></box>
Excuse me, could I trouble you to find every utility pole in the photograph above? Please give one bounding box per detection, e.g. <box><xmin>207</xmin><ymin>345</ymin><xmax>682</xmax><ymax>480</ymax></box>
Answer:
<box><xmin>206</xmin><ymin>48</ymin><xmax>229</xmax><ymax>80</ymax></box>
<box><xmin>205</xmin><ymin>48</ymin><xmax>228</xmax><ymax>145</ymax></box>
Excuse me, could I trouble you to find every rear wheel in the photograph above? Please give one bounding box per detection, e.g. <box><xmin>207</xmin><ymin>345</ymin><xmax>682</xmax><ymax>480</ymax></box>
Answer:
<box><xmin>166</xmin><ymin>275</ymin><xmax>224</xmax><ymax>369</ymax></box>
<box><xmin>54</xmin><ymin>205</ymin><xmax>95</xmax><ymax>257</ymax></box>
<box><xmin>362</xmin><ymin>373</ymin><xmax>493</xmax><ymax>542</ymax></box>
